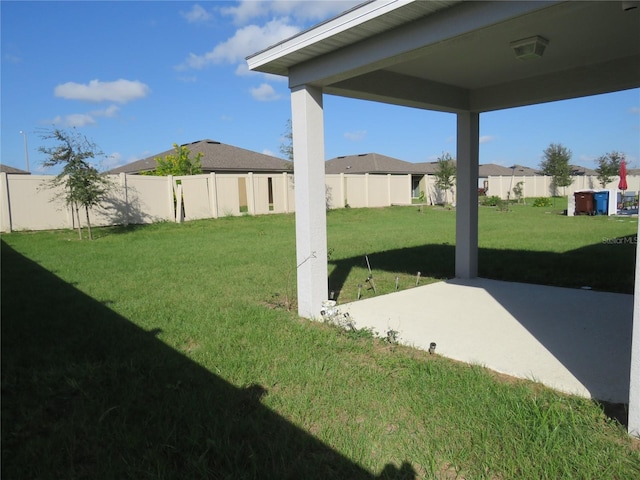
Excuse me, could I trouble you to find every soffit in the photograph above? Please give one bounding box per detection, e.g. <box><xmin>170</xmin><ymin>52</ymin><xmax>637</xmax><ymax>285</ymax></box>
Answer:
<box><xmin>249</xmin><ymin>0</ymin><xmax>640</xmax><ymax>112</ymax></box>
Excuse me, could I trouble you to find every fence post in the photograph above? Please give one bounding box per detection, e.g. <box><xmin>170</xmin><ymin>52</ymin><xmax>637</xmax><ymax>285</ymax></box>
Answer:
<box><xmin>209</xmin><ymin>173</ymin><xmax>218</xmax><ymax>218</ymax></box>
<box><xmin>120</xmin><ymin>173</ymin><xmax>129</xmax><ymax>226</ymax></box>
<box><xmin>281</xmin><ymin>172</ymin><xmax>289</xmax><ymax>213</ymax></box>
<box><xmin>0</xmin><ymin>172</ymin><xmax>12</xmax><ymax>232</ymax></box>
<box><xmin>365</xmin><ymin>173</ymin><xmax>370</xmax><ymax>207</ymax></box>
<box><xmin>175</xmin><ymin>183</ymin><xmax>184</xmax><ymax>223</ymax></box>
<box><xmin>246</xmin><ymin>172</ymin><xmax>256</xmax><ymax>215</ymax></box>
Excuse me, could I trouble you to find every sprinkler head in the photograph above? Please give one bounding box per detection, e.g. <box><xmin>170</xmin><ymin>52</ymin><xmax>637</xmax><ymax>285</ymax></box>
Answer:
<box><xmin>428</xmin><ymin>342</ymin><xmax>436</xmax><ymax>354</ymax></box>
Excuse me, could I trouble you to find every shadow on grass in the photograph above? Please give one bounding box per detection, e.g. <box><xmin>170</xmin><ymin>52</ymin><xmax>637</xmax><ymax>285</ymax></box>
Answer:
<box><xmin>0</xmin><ymin>241</ymin><xmax>414</xmax><ymax>480</ymax></box>
<box><xmin>329</xmin><ymin>234</ymin><xmax>636</xmax><ymax>300</ymax></box>
<box><xmin>328</xmin><ymin>236</ymin><xmax>636</xmax><ymax>426</ymax></box>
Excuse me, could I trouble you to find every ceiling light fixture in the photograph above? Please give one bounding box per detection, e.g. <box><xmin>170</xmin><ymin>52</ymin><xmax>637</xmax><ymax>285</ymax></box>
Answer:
<box><xmin>510</xmin><ymin>35</ymin><xmax>549</xmax><ymax>60</ymax></box>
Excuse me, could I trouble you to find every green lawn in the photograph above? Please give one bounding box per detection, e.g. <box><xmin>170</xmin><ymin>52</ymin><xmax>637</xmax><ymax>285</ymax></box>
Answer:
<box><xmin>2</xmin><ymin>203</ymin><xmax>639</xmax><ymax>479</ymax></box>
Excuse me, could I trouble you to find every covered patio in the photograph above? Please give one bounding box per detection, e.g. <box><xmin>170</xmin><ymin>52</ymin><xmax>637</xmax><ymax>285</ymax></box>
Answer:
<box><xmin>247</xmin><ymin>0</ymin><xmax>640</xmax><ymax>434</ymax></box>
<box><xmin>340</xmin><ymin>278</ymin><xmax>633</xmax><ymax>404</ymax></box>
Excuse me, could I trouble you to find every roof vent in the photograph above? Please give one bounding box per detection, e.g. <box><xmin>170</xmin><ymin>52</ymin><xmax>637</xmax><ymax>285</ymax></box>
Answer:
<box><xmin>207</xmin><ymin>140</ymin><xmax>221</xmax><ymax>144</ymax></box>
<box><xmin>358</xmin><ymin>153</ymin><xmax>368</xmax><ymax>157</ymax></box>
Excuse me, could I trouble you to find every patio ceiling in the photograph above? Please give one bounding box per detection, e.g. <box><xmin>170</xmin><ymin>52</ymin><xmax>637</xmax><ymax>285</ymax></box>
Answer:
<box><xmin>248</xmin><ymin>0</ymin><xmax>640</xmax><ymax>113</ymax></box>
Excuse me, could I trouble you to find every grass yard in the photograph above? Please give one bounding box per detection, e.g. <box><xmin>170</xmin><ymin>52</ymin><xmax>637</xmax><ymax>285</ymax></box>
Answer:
<box><xmin>2</xmin><ymin>202</ymin><xmax>639</xmax><ymax>479</ymax></box>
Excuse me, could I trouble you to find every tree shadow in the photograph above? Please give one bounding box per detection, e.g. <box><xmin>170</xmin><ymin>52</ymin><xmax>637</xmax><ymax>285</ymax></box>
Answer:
<box><xmin>1</xmin><ymin>241</ymin><xmax>415</xmax><ymax>479</ymax></box>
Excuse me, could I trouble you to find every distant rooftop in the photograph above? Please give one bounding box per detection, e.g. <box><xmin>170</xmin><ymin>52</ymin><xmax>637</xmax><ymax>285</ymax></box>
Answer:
<box><xmin>109</xmin><ymin>139</ymin><xmax>292</xmax><ymax>174</ymax></box>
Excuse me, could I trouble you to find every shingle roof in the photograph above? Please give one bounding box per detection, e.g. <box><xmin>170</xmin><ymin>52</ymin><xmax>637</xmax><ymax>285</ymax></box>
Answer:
<box><xmin>508</xmin><ymin>164</ymin><xmax>541</xmax><ymax>176</ymax></box>
<box><xmin>569</xmin><ymin>165</ymin><xmax>597</xmax><ymax>176</ymax></box>
<box><xmin>109</xmin><ymin>139</ymin><xmax>292</xmax><ymax>174</ymax></box>
<box><xmin>0</xmin><ymin>164</ymin><xmax>30</xmax><ymax>174</ymax></box>
<box><xmin>325</xmin><ymin>153</ymin><xmax>425</xmax><ymax>174</ymax></box>
<box><xmin>414</xmin><ymin>162</ymin><xmax>524</xmax><ymax>176</ymax></box>
<box><xmin>478</xmin><ymin>164</ymin><xmax>514</xmax><ymax>177</ymax></box>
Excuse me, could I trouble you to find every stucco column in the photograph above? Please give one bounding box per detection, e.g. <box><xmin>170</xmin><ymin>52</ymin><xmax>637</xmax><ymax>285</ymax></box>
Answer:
<box><xmin>629</xmin><ymin>217</ymin><xmax>640</xmax><ymax>436</ymax></box>
<box><xmin>291</xmin><ymin>84</ymin><xmax>328</xmax><ymax>318</ymax></box>
<box><xmin>455</xmin><ymin>111</ymin><xmax>479</xmax><ymax>278</ymax></box>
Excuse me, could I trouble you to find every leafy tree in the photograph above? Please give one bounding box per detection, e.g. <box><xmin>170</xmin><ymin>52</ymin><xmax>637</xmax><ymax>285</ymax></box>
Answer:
<box><xmin>39</xmin><ymin>128</ymin><xmax>112</xmax><ymax>240</ymax></box>
<box><xmin>595</xmin><ymin>151</ymin><xmax>623</xmax><ymax>188</ymax></box>
<box><xmin>279</xmin><ymin>119</ymin><xmax>293</xmax><ymax>161</ymax></box>
<box><xmin>279</xmin><ymin>119</ymin><xmax>294</xmax><ymax>170</ymax></box>
<box><xmin>539</xmin><ymin>143</ymin><xmax>573</xmax><ymax>195</ymax></box>
<box><xmin>434</xmin><ymin>152</ymin><xmax>456</xmax><ymax>206</ymax></box>
<box><xmin>147</xmin><ymin>143</ymin><xmax>203</xmax><ymax>176</ymax></box>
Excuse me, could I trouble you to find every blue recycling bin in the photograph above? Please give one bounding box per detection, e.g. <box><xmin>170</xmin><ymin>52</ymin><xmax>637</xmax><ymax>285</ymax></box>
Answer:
<box><xmin>593</xmin><ymin>191</ymin><xmax>609</xmax><ymax>215</ymax></box>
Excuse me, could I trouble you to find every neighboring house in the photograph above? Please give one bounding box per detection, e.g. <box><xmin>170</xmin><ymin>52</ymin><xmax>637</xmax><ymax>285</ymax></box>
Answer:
<box><xmin>109</xmin><ymin>139</ymin><xmax>292</xmax><ymax>175</ymax></box>
<box><xmin>326</xmin><ymin>152</ymin><xmax>426</xmax><ymax>197</ymax></box>
<box><xmin>325</xmin><ymin>152</ymin><xmax>422</xmax><ymax>174</ymax></box>
<box><xmin>0</xmin><ymin>164</ymin><xmax>30</xmax><ymax>174</ymax></box>
<box><xmin>508</xmin><ymin>164</ymin><xmax>540</xmax><ymax>176</ymax></box>
<box><xmin>570</xmin><ymin>165</ymin><xmax>597</xmax><ymax>176</ymax></box>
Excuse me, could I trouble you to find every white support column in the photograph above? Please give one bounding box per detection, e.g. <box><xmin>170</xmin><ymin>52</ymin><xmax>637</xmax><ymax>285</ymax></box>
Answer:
<box><xmin>455</xmin><ymin>111</ymin><xmax>479</xmax><ymax>279</ymax></box>
<box><xmin>629</xmin><ymin>217</ymin><xmax>640</xmax><ymax>437</ymax></box>
<box><xmin>291</xmin><ymin>84</ymin><xmax>328</xmax><ymax>318</ymax></box>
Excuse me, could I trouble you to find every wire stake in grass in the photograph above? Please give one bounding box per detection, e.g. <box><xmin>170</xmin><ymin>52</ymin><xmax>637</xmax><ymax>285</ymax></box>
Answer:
<box><xmin>416</xmin><ymin>271</ymin><xmax>421</xmax><ymax>286</ymax></box>
<box><xmin>357</xmin><ymin>283</ymin><xmax>362</xmax><ymax>300</ymax></box>
<box><xmin>366</xmin><ymin>275</ymin><xmax>377</xmax><ymax>294</ymax></box>
<box><xmin>395</xmin><ymin>276</ymin><xmax>399</xmax><ymax>290</ymax></box>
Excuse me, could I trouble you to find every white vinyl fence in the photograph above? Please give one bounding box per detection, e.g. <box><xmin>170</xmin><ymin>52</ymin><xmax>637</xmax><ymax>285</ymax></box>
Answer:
<box><xmin>486</xmin><ymin>174</ymin><xmax>639</xmax><ymax>200</ymax></box>
<box><xmin>0</xmin><ymin>172</ymin><xmax>413</xmax><ymax>233</ymax></box>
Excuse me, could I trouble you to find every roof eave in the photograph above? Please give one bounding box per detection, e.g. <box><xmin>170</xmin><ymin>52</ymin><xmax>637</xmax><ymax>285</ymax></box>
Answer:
<box><xmin>246</xmin><ymin>0</ymin><xmax>459</xmax><ymax>76</ymax></box>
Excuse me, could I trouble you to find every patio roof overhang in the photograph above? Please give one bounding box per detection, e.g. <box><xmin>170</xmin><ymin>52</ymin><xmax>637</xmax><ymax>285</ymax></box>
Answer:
<box><xmin>247</xmin><ymin>0</ymin><xmax>640</xmax><ymax>436</ymax></box>
<box><xmin>248</xmin><ymin>0</ymin><xmax>640</xmax><ymax>113</ymax></box>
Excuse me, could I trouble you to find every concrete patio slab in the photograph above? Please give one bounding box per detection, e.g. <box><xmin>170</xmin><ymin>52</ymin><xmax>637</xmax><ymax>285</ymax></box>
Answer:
<box><xmin>339</xmin><ymin>278</ymin><xmax>633</xmax><ymax>403</ymax></box>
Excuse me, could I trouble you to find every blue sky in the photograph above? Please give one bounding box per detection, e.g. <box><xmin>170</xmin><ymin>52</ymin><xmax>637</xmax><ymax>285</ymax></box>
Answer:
<box><xmin>2</xmin><ymin>1</ymin><xmax>639</xmax><ymax>174</ymax></box>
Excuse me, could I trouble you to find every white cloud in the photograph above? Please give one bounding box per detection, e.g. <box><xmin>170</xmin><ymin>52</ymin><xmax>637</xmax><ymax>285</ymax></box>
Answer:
<box><xmin>181</xmin><ymin>4</ymin><xmax>212</xmax><ymax>23</ymax></box>
<box><xmin>4</xmin><ymin>53</ymin><xmax>22</xmax><ymax>63</ymax></box>
<box><xmin>47</xmin><ymin>104</ymin><xmax>120</xmax><ymax>128</ymax></box>
<box><xmin>51</xmin><ymin>113</ymin><xmax>96</xmax><ymax>128</ymax></box>
<box><xmin>479</xmin><ymin>135</ymin><xmax>495</xmax><ymax>144</ymax></box>
<box><xmin>630</xmin><ymin>106</ymin><xmax>640</xmax><ymax>114</ymax></box>
<box><xmin>221</xmin><ymin>1</ymin><xmax>268</xmax><ymax>25</ymax></box>
<box><xmin>250</xmin><ymin>83</ymin><xmax>280</xmax><ymax>101</ymax></box>
<box><xmin>54</xmin><ymin>79</ymin><xmax>150</xmax><ymax>103</ymax></box>
<box><xmin>102</xmin><ymin>152</ymin><xmax>124</xmax><ymax>170</ymax></box>
<box><xmin>262</xmin><ymin>148</ymin><xmax>276</xmax><ymax>156</ymax></box>
<box><xmin>344</xmin><ymin>130</ymin><xmax>367</xmax><ymax>141</ymax></box>
<box><xmin>222</xmin><ymin>1</ymin><xmax>361</xmax><ymax>25</ymax></box>
<box><xmin>178</xmin><ymin>19</ymin><xmax>300</xmax><ymax>70</ymax></box>
<box><xmin>92</xmin><ymin>104</ymin><xmax>120</xmax><ymax>118</ymax></box>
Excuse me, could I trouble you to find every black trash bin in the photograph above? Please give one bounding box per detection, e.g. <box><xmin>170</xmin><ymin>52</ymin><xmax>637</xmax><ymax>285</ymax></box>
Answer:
<box><xmin>574</xmin><ymin>191</ymin><xmax>594</xmax><ymax>215</ymax></box>
<box><xmin>593</xmin><ymin>191</ymin><xmax>609</xmax><ymax>215</ymax></box>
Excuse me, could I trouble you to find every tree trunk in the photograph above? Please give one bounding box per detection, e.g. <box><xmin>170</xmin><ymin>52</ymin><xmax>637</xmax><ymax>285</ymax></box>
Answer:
<box><xmin>85</xmin><ymin>206</ymin><xmax>93</xmax><ymax>240</ymax></box>
<box><xmin>74</xmin><ymin>201</ymin><xmax>82</xmax><ymax>240</ymax></box>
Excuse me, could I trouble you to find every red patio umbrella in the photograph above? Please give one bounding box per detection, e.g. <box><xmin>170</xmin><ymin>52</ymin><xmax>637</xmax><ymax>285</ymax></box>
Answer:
<box><xmin>619</xmin><ymin>158</ymin><xmax>628</xmax><ymax>191</ymax></box>
<box><xmin>618</xmin><ymin>158</ymin><xmax>628</xmax><ymax>210</ymax></box>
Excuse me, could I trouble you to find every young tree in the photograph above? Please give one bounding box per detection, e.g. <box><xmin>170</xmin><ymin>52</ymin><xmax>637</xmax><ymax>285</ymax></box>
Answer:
<box><xmin>434</xmin><ymin>152</ymin><xmax>456</xmax><ymax>206</ymax></box>
<box><xmin>595</xmin><ymin>151</ymin><xmax>623</xmax><ymax>188</ymax></box>
<box><xmin>539</xmin><ymin>143</ymin><xmax>573</xmax><ymax>195</ymax></box>
<box><xmin>39</xmin><ymin>128</ymin><xmax>112</xmax><ymax>240</ymax></box>
<box><xmin>513</xmin><ymin>181</ymin><xmax>524</xmax><ymax>203</ymax></box>
<box><xmin>149</xmin><ymin>143</ymin><xmax>203</xmax><ymax>176</ymax></box>
<box><xmin>279</xmin><ymin>119</ymin><xmax>294</xmax><ymax>170</ymax></box>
